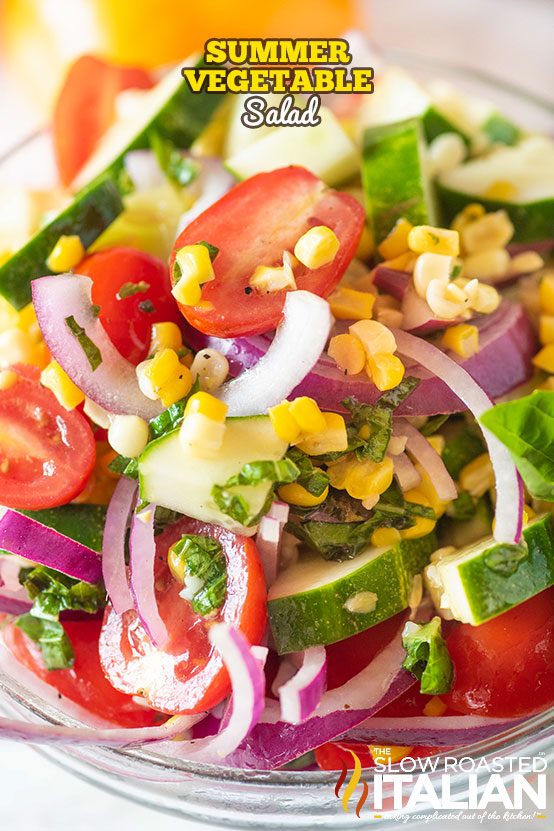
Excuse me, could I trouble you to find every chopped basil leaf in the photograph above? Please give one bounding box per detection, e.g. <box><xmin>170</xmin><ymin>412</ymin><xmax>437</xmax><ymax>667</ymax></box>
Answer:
<box><xmin>138</xmin><ymin>299</ymin><xmax>155</xmax><ymax>313</ymax></box>
<box><xmin>212</xmin><ymin>458</ymin><xmax>299</xmax><ymax>527</ymax></box>
<box><xmin>286</xmin><ymin>447</ymin><xmax>329</xmax><ymax>497</ymax></box>
<box><xmin>420</xmin><ymin>414</ymin><xmax>449</xmax><ymax>437</ymax></box>
<box><xmin>441</xmin><ymin>428</ymin><xmax>485</xmax><ymax>479</ymax></box>
<box><xmin>65</xmin><ymin>315</ymin><xmax>102</xmax><ymax>371</ymax></box>
<box><xmin>148</xmin><ymin>379</ymin><xmax>201</xmax><ymax>439</ymax></box>
<box><xmin>480</xmin><ymin>391</ymin><xmax>554</xmax><ymax>499</ymax></box>
<box><xmin>117</xmin><ymin>281</ymin><xmax>150</xmax><ymax>299</ymax></box>
<box><xmin>149</xmin><ymin>132</ymin><xmax>199</xmax><ymax>187</ymax></box>
<box><xmin>198</xmin><ymin>241</ymin><xmax>219</xmax><ymax>261</ymax></box>
<box><xmin>402</xmin><ymin>616</ymin><xmax>454</xmax><ymax>695</ymax></box>
<box><xmin>108</xmin><ymin>455</ymin><xmax>139</xmax><ymax>478</ymax></box>
<box><xmin>446</xmin><ymin>490</ymin><xmax>476</xmax><ymax>521</ymax></box>
<box><xmin>170</xmin><ymin>534</ymin><xmax>227</xmax><ymax>616</ymax></box>
<box><xmin>16</xmin><ymin>615</ymin><xmax>74</xmax><ymax>671</ymax></box>
<box><xmin>212</xmin><ymin>484</ymin><xmax>252</xmax><ymax>526</ymax></box>
<box><xmin>90</xmin><ymin>304</ymin><xmax>101</xmax><ymax>318</ymax></box>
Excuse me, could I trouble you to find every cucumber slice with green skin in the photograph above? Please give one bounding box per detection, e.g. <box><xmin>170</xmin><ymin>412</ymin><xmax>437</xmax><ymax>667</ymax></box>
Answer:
<box><xmin>361</xmin><ymin>117</ymin><xmax>437</xmax><ymax>245</ymax></box>
<box><xmin>3</xmin><ymin>505</ymin><xmax>107</xmax><ymax>554</ymax></box>
<box><xmin>267</xmin><ymin>532</ymin><xmax>437</xmax><ymax>653</ymax></box>
<box><xmin>0</xmin><ymin>176</ymin><xmax>123</xmax><ymax>309</ymax></box>
<box><xmin>426</xmin><ymin>514</ymin><xmax>554</xmax><ymax>626</ymax></box>
<box><xmin>138</xmin><ymin>415</ymin><xmax>288</xmax><ymax>535</ymax></box>
<box><xmin>225</xmin><ymin>107</ymin><xmax>359</xmax><ymax>187</ymax></box>
<box><xmin>437</xmin><ymin>136</ymin><xmax>554</xmax><ymax>243</ymax></box>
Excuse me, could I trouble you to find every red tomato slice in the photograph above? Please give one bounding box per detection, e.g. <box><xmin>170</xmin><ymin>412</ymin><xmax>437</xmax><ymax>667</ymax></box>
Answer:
<box><xmin>4</xmin><ymin>618</ymin><xmax>159</xmax><ymax>727</ymax></box>
<box><xmin>444</xmin><ymin>587</ymin><xmax>554</xmax><ymax>718</ymax></box>
<box><xmin>0</xmin><ymin>366</ymin><xmax>96</xmax><ymax>510</ymax></box>
<box><xmin>99</xmin><ymin>518</ymin><xmax>267</xmax><ymax>714</ymax></box>
<box><xmin>78</xmin><ymin>247</ymin><xmax>182</xmax><ymax>364</ymax></box>
<box><xmin>53</xmin><ymin>55</ymin><xmax>153</xmax><ymax>186</ymax></box>
<box><xmin>315</xmin><ymin>741</ymin><xmax>447</xmax><ymax>771</ymax></box>
<box><xmin>170</xmin><ymin>166</ymin><xmax>365</xmax><ymax>337</ymax></box>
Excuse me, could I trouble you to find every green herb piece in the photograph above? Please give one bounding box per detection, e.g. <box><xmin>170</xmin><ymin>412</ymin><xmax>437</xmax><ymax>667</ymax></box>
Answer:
<box><xmin>138</xmin><ymin>299</ymin><xmax>155</xmax><ymax>313</ymax></box>
<box><xmin>148</xmin><ymin>379</ymin><xmax>200</xmax><ymax>439</ymax></box>
<box><xmin>108</xmin><ymin>455</ymin><xmax>139</xmax><ymax>479</ymax></box>
<box><xmin>117</xmin><ymin>281</ymin><xmax>150</xmax><ymax>299</ymax></box>
<box><xmin>170</xmin><ymin>534</ymin><xmax>227</xmax><ymax>616</ymax></box>
<box><xmin>16</xmin><ymin>615</ymin><xmax>74</xmax><ymax>671</ymax></box>
<box><xmin>449</xmin><ymin>263</ymin><xmax>463</xmax><ymax>280</ymax></box>
<box><xmin>402</xmin><ymin>616</ymin><xmax>454</xmax><ymax>695</ymax></box>
<box><xmin>441</xmin><ymin>428</ymin><xmax>485</xmax><ymax>479</ymax></box>
<box><xmin>65</xmin><ymin>316</ymin><xmax>102</xmax><ymax>371</ymax></box>
<box><xmin>211</xmin><ymin>458</ymin><xmax>298</xmax><ymax>527</ymax></box>
<box><xmin>212</xmin><ymin>485</ymin><xmax>252</xmax><ymax>526</ymax></box>
<box><xmin>91</xmin><ymin>304</ymin><xmax>101</xmax><ymax>318</ymax></box>
<box><xmin>483</xmin><ymin>542</ymin><xmax>529</xmax><ymax>576</ymax></box>
<box><xmin>149</xmin><ymin>132</ymin><xmax>199</xmax><ymax>187</ymax></box>
<box><xmin>286</xmin><ymin>447</ymin><xmax>329</xmax><ymax>497</ymax></box>
<box><xmin>446</xmin><ymin>490</ymin><xmax>476</xmax><ymax>521</ymax></box>
<box><xmin>420</xmin><ymin>414</ymin><xmax>449</xmax><ymax>437</ymax></box>
<box><xmin>198</xmin><ymin>241</ymin><xmax>219</xmax><ymax>261</ymax></box>
<box><xmin>480</xmin><ymin>391</ymin><xmax>554</xmax><ymax>500</ymax></box>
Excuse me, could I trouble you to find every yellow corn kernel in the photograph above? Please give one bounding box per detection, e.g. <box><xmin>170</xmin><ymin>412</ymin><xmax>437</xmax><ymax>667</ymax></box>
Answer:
<box><xmin>145</xmin><ymin>348</ymin><xmax>181</xmax><ymax>388</ymax></box>
<box><xmin>171</xmin><ymin>244</ymin><xmax>215</xmax><ymax>305</ymax></box>
<box><xmin>269</xmin><ymin>401</ymin><xmax>300</xmax><ymax>443</ymax></box>
<box><xmin>249</xmin><ymin>263</ymin><xmax>296</xmax><ymax>293</ymax></box>
<box><xmin>328</xmin><ymin>333</ymin><xmax>366</xmax><ymax>376</ymax></box>
<box><xmin>349</xmin><ymin>319</ymin><xmax>396</xmax><ymax>357</ymax></box>
<box><xmin>539</xmin><ymin>274</ymin><xmax>554</xmax><ymax>315</ymax></box>
<box><xmin>459</xmin><ymin>453</ymin><xmax>494</xmax><ymax>498</ymax></box>
<box><xmin>0</xmin><ymin>327</ymin><xmax>39</xmax><ymax>368</ymax></box>
<box><xmin>510</xmin><ymin>251</ymin><xmax>544</xmax><ymax>275</ymax></box>
<box><xmin>408</xmin><ymin>226</ymin><xmax>460</xmax><ymax>257</ymax></box>
<box><xmin>18</xmin><ymin>303</ymin><xmax>42</xmax><ymax>343</ymax></box>
<box><xmin>441</xmin><ymin>324</ymin><xmax>479</xmax><ymax>358</ymax></box>
<box><xmin>46</xmin><ymin>235</ymin><xmax>85</xmax><ymax>273</ymax></box>
<box><xmin>460</xmin><ymin>211</ymin><xmax>514</xmax><ymax>255</ymax></box>
<box><xmin>381</xmin><ymin>251</ymin><xmax>418</xmax><ymax>273</ymax></box>
<box><xmin>108</xmin><ymin>414</ymin><xmax>149</xmax><ymax>458</ymax></box>
<box><xmin>366</xmin><ymin>352</ymin><xmax>405</xmax><ymax>391</ymax></box>
<box><xmin>413</xmin><ymin>463</ymin><xmax>447</xmax><ymax>518</ymax></box>
<box><xmin>539</xmin><ymin>376</ymin><xmax>554</xmax><ymax>392</ymax></box>
<box><xmin>328</xmin><ymin>287</ymin><xmax>375</xmax><ymax>321</ymax></box>
<box><xmin>278</xmin><ymin>482</ymin><xmax>329</xmax><ymax>507</ymax></box>
<box><xmin>427</xmin><ymin>434</ymin><xmax>445</xmax><ymax>455</ymax></box>
<box><xmin>294</xmin><ymin>225</ymin><xmax>340</xmax><ymax>269</ymax></box>
<box><xmin>0</xmin><ymin>369</ymin><xmax>19</xmax><ymax>391</ymax></box>
<box><xmin>463</xmin><ymin>248</ymin><xmax>511</xmax><ymax>280</ymax></box>
<box><xmin>426</xmin><ymin>279</ymin><xmax>469</xmax><ymax>320</ymax></box>
<box><xmin>539</xmin><ymin>315</ymin><xmax>554</xmax><ymax>346</ymax></box>
<box><xmin>371</xmin><ymin>527</ymin><xmax>401</xmax><ymax>548</ymax></box>
<box><xmin>355</xmin><ymin>224</ymin><xmax>375</xmax><ymax>261</ymax></box>
<box><xmin>451</xmin><ymin>203</ymin><xmax>486</xmax><ymax>236</ymax></box>
<box><xmin>40</xmin><ymin>360</ymin><xmax>85</xmax><ymax>410</ymax></box>
<box><xmin>464</xmin><ymin>279</ymin><xmax>500</xmax><ymax>315</ymax></box>
<box><xmin>378</xmin><ymin>218</ymin><xmax>413</xmax><ymax>261</ymax></box>
<box><xmin>190</xmin><ymin>348</ymin><xmax>229</xmax><ymax>392</ymax></box>
<box><xmin>483</xmin><ymin>180</ymin><xmax>517</xmax><ymax>201</ymax></box>
<box><xmin>369</xmin><ymin>746</ymin><xmax>413</xmax><ymax>765</ymax></box>
<box><xmin>168</xmin><ymin>544</ymin><xmax>186</xmax><ymax>583</ymax></box>
<box><xmin>159</xmin><ymin>374</ymin><xmax>193</xmax><ymax>407</ymax></box>
<box><xmin>326</xmin><ymin>455</ymin><xmax>352</xmax><ymax>490</ymax></box>
<box><xmin>32</xmin><ymin>340</ymin><xmax>51</xmax><ymax>370</ymax></box>
<box><xmin>289</xmin><ymin>397</ymin><xmax>326</xmax><ymax>434</ymax></box>
<box><xmin>150</xmin><ymin>321</ymin><xmax>183</xmax><ymax>353</ymax></box>
<box><xmin>0</xmin><ymin>296</ymin><xmax>19</xmax><ymax>332</ymax></box>
<box><xmin>179</xmin><ymin>411</ymin><xmax>226</xmax><ymax>456</ymax></box>
<box><xmin>413</xmin><ymin>252</ymin><xmax>453</xmax><ymax>299</ymax></box>
<box><xmin>295</xmin><ymin>412</ymin><xmax>348</xmax><ymax>456</ymax></box>
<box><xmin>344</xmin><ymin>456</ymin><xmax>394</xmax><ymax>501</ymax></box>
<box><xmin>423</xmin><ymin>696</ymin><xmax>447</xmax><ymax>717</ymax></box>
<box><xmin>533</xmin><ymin>344</ymin><xmax>554</xmax><ymax>374</ymax></box>
<box><xmin>185</xmin><ymin>390</ymin><xmax>228</xmax><ymax>423</ymax></box>
<box><xmin>401</xmin><ymin>490</ymin><xmax>436</xmax><ymax>539</ymax></box>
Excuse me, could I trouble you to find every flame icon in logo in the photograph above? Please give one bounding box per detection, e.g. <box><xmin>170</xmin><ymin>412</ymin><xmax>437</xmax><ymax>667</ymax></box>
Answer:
<box><xmin>335</xmin><ymin>750</ymin><xmax>369</xmax><ymax>817</ymax></box>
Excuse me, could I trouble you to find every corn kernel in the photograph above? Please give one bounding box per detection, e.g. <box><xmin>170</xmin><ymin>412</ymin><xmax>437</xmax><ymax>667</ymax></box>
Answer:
<box><xmin>539</xmin><ymin>376</ymin><xmax>554</xmax><ymax>391</ymax></box>
<box><xmin>0</xmin><ymin>369</ymin><xmax>18</xmax><ymax>391</ymax></box>
<box><xmin>32</xmin><ymin>340</ymin><xmax>51</xmax><ymax>370</ymax></box>
<box><xmin>401</xmin><ymin>490</ymin><xmax>436</xmax><ymax>539</ymax></box>
<box><xmin>0</xmin><ymin>328</ymin><xmax>38</xmax><ymax>368</ymax></box>
<box><xmin>136</xmin><ymin>359</ymin><xmax>158</xmax><ymax>400</ymax></box>
<box><xmin>539</xmin><ymin>315</ymin><xmax>554</xmax><ymax>345</ymax></box>
<box><xmin>349</xmin><ymin>319</ymin><xmax>396</xmax><ymax>356</ymax></box>
<box><xmin>510</xmin><ymin>251</ymin><xmax>544</xmax><ymax>275</ymax></box>
<box><xmin>369</xmin><ymin>746</ymin><xmax>413</xmax><ymax>765</ymax></box>
<box><xmin>423</xmin><ymin>696</ymin><xmax>447</xmax><ymax>717</ymax></box>
<box><xmin>18</xmin><ymin>303</ymin><xmax>42</xmax><ymax>343</ymax></box>
<box><xmin>46</xmin><ymin>235</ymin><xmax>85</xmax><ymax>273</ymax></box>
<box><xmin>460</xmin><ymin>211</ymin><xmax>514</xmax><ymax>255</ymax></box>
<box><xmin>539</xmin><ymin>274</ymin><xmax>554</xmax><ymax>315</ymax></box>
<box><xmin>451</xmin><ymin>203</ymin><xmax>485</xmax><ymax>236</ymax></box>
<box><xmin>269</xmin><ymin>401</ymin><xmax>300</xmax><ymax>443</ymax></box>
<box><xmin>190</xmin><ymin>348</ymin><xmax>229</xmax><ymax>392</ymax></box>
<box><xmin>426</xmin><ymin>279</ymin><xmax>468</xmax><ymax>320</ymax></box>
<box><xmin>294</xmin><ymin>225</ymin><xmax>340</xmax><ymax>269</ymax></box>
<box><xmin>295</xmin><ymin>412</ymin><xmax>348</xmax><ymax>455</ymax></box>
<box><xmin>378</xmin><ymin>217</ymin><xmax>413</xmax><ymax>260</ymax></box>
<box><xmin>150</xmin><ymin>321</ymin><xmax>183</xmax><ymax>353</ymax></box>
<box><xmin>179</xmin><ymin>411</ymin><xmax>226</xmax><ymax>456</ymax></box>
<box><xmin>326</xmin><ymin>456</ymin><xmax>351</xmax><ymax>490</ymax></box>
<box><xmin>344</xmin><ymin>456</ymin><xmax>394</xmax><ymax>500</ymax></box>
<box><xmin>533</xmin><ymin>344</ymin><xmax>554</xmax><ymax>374</ymax></box>
<box><xmin>413</xmin><ymin>252</ymin><xmax>453</xmax><ymax>299</ymax></box>
<box><xmin>40</xmin><ymin>360</ymin><xmax>85</xmax><ymax>410</ymax></box>
<box><xmin>289</xmin><ymin>397</ymin><xmax>326</xmax><ymax>434</ymax></box>
<box><xmin>328</xmin><ymin>287</ymin><xmax>374</xmax><ymax>321</ymax></box>
<box><xmin>172</xmin><ymin>244</ymin><xmax>215</xmax><ymax>305</ymax></box>
<box><xmin>381</xmin><ymin>251</ymin><xmax>417</xmax><ymax>273</ymax></box>
<box><xmin>159</xmin><ymin>375</ymin><xmax>193</xmax><ymax>407</ymax></box>
<box><xmin>371</xmin><ymin>527</ymin><xmax>401</xmax><ymax>548</ymax></box>
<box><xmin>168</xmin><ymin>544</ymin><xmax>186</xmax><ymax>583</ymax></box>
<box><xmin>108</xmin><ymin>414</ymin><xmax>149</xmax><ymax>458</ymax></box>
<box><xmin>185</xmin><ymin>390</ymin><xmax>228</xmax><ymax>423</ymax></box>
<box><xmin>83</xmin><ymin>397</ymin><xmax>111</xmax><ymax>429</ymax></box>
<box><xmin>0</xmin><ymin>297</ymin><xmax>19</xmax><ymax>332</ymax></box>
<box><xmin>375</xmin><ymin>306</ymin><xmax>404</xmax><ymax>328</ymax></box>
<box><xmin>463</xmin><ymin>248</ymin><xmax>510</xmax><ymax>280</ymax></box>
<box><xmin>427</xmin><ymin>132</ymin><xmax>466</xmax><ymax>177</ymax></box>
<box><xmin>414</xmin><ymin>463</ymin><xmax>447</xmax><ymax>518</ymax></box>
<box><xmin>328</xmin><ymin>333</ymin><xmax>366</xmax><ymax>375</ymax></box>
<box><xmin>278</xmin><ymin>482</ymin><xmax>329</xmax><ymax>507</ymax></box>
<box><xmin>355</xmin><ymin>224</ymin><xmax>375</xmax><ymax>261</ymax></box>
<box><xmin>441</xmin><ymin>324</ymin><xmax>479</xmax><ymax>358</ymax></box>
<box><xmin>408</xmin><ymin>226</ymin><xmax>460</xmax><ymax>257</ymax></box>
<box><xmin>427</xmin><ymin>434</ymin><xmax>445</xmax><ymax>455</ymax></box>
<box><xmin>366</xmin><ymin>352</ymin><xmax>405</xmax><ymax>391</ymax></box>
<box><xmin>459</xmin><ymin>453</ymin><xmax>494</xmax><ymax>498</ymax></box>
<box><xmin>482</xmin><ymin>180</ymin><xmax>517</xmax><ymax>201</ymax></box>
<box><xmin>464</xmin><ymin>279</ymin><xmax>500</xmax><ymax>314</ymax></box>
<box><xmin>249</xmin><ymin>262</ymin><xmax>296</xmax><ymax>293</ymax></box>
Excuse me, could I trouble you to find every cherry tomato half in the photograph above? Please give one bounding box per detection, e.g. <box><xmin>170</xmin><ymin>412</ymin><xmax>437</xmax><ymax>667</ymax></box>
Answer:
<box><xmin>99</xmin><ymin>518</ymin><xmax>267</xmax><ymax>714</ymax></box>
<box><xmin>78</xmin><ymin>246</ymin><xmax>182</xmax><ymax>364</ymax></box>
<box><xmin>170</xmin><ymin>166</ymin><xmax>365</xmax><ymax>337</ymax></box>
<box><xmin>0</xmin><ymin>365</ymin><xmax>96</xmax><ymax>510</ymax></box>
<box><xmin>4</xmin><ymin>618</ymin><xmax>159</xmax><ymax>727</ymax></box>
<box><xmin>315</xmin><ymin>741</ymin><xmax>448</xmax><ymax>771</ymax></box>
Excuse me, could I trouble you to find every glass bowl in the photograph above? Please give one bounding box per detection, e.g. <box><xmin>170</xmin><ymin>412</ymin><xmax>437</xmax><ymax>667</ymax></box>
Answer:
<box><xmin>0</xmin><ymin>49</ymin><xmax>552</xmax><ymax>829</ymax></box>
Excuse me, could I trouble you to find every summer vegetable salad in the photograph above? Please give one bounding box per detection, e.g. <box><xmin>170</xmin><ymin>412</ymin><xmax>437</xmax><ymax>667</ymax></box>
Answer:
<box><xmin>0</xmin><ymin>50</ymin><xmax>552</xmax><ymax>774</ymax></box>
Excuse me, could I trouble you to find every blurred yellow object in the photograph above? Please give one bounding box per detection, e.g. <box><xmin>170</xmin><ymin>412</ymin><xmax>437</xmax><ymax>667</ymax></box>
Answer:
<box><xmin>2</xmin><ymin>0</ymin><xmax>359</xmax><ymax>111</ymax></box>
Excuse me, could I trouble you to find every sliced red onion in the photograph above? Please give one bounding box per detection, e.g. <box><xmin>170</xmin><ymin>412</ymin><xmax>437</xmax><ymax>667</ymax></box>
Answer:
<box><xmin>176</xmin><ymin>157</ymin><xmax>235</xmax><ymax>235</ymax></box>
<box><xmin>401</xmin><ymin>285</ymin><xmax>464</xmax><ymax>335</ymax></box>
<box><xmin>395</xmin><ymin>418</ymin><xmax>457</xmax><ymax>501</ymax></box>
<box><xmin>128</xmin><ymin>504</ymin><xmax>168</xmax><ymax>648</ymax></box>
<box><xmin>278</xmin><ymin>646</ymin><xmax>327</xmax><ymax>725</ymax></box>
<box><xmin>344</xmin><ymin>715</ymin><xmax>524</xmax><ymax>747</ymax></box>
<box><xmin>32</xmin><ymin>273</ymin><xmax>162</xmax><ymax>420</ymax></box>
<box><xmin>102</xmin><ymin>477</ymin><xmax>136</xmax><ymax>615</ymax></box>
<box><xmin>267</xmin><ymin>501</ymin><xmax>290</xmax><ymax>525</ymax></box>
<box><xmin>393</xmin><ymin>329</ymin><xmax>523</xmax><ymax>543</ymax></box>
<box><xmin>392</xmin><ymin>452</ymin><xmax>422</xmax><ymax>492</ymax></box>
<box><xmin>0</xmin><ymin>593</ymin><xmax>32</xmax><ymax>615</ymax></box>
<box><xmin>372</xmin><ymin>266</ymin><xmax>410</xmax><ymax>301</ymax></box>
<box><xmin>0</xmin><ymin>509</ymin><xmax>102</xmax><ymax>583</ymax></box>
<box><xmin>255</xmin><ymin>515</ymin><xmax>282</xmax><ymax>587</ymax></box>
<box><xmin>217</xmin><ymin>290</ymin><xmax>333</xmax><ymax>416</ymax></box>
<box><xmin>270</xmin><ymin>656</ymin><xmax>297</xmax><ymax>697</ymax></box>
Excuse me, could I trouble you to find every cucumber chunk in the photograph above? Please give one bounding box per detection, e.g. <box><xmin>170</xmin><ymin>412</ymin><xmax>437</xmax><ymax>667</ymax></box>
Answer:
<box><xmin>268</xmin><ymin>532</ymin><xmax>436</xmax><ymax>653</ymax></box>
<box><xmin>426</xmin><ymin>514</ymin><xmax>554</xmax><ymax>625</ymax></box>
<box><xmin>361</xmin><ymin>117</ymin><xmax>437</xmax><ymax>245</ymax></box>
<box><xmin>138</xmin><ymin>416</ymin><xmax>288</xmax><ymax>535</ymax></box>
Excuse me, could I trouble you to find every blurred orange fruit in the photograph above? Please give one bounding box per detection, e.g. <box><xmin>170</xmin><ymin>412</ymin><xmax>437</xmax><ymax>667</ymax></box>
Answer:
<box><xmin>1</xmin><ymin>0</ymin><xmax>360</xmax><ymax>113</ymax></box>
